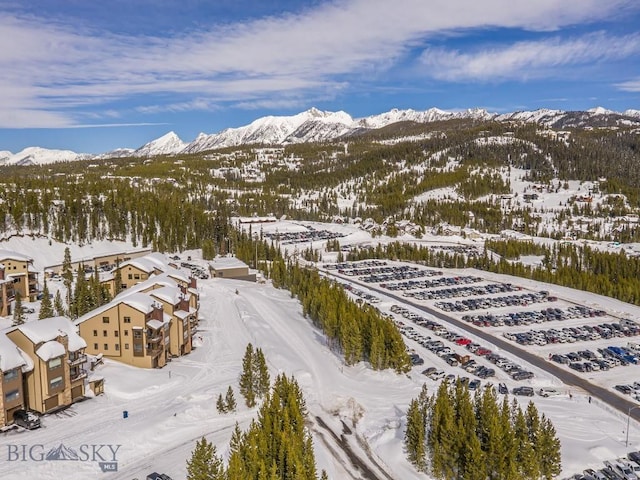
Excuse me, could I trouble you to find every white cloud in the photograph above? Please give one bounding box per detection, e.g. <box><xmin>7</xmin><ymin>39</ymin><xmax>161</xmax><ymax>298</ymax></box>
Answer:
<box><xmin>419</xmin><ymin>32</ymin><xmax>640</xmax><ymax>81</ymax></box>
<box><xmin>616</xmin><ymin>79</ymin><xmax>640</xmax><ymax>92</ymax></box>
<box><xmin>0</xmin><ymin>0</ymin><xmax>638</xmax><ymax>127</ymax></box>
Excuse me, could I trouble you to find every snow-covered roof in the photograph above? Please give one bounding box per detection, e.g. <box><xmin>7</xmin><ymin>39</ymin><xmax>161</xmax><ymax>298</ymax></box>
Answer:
<box><xmin>149</xmin><ymin>285</ymin><xmax>182</xmax><ymax>305</ymax></box>
<box><xmin>210</xmin><ymin>257</ymin><xmax>248</xmax><ymax>270</ymax></box>
<box><xmin>16</xmin><ymin>316</ymin><xmax>87</xmax><ymax>352</ymax></box>
<box><xmin>76</xmin><ymin>292</ymin><xmax>159</xmax><ymax>326</ymax></box>
<box><xmin>116</xmin><ymin>271</ymin><xmax>184</xmax><ymax>298</ymax></box>
<box><xmin>0</xmin><ymin>331</ymin><xmax>34</xmax><ymax>373</ymax></box>
<box><xmin>0</xmin><ymin>249</ymin><xmax>33</xmax><ymax>263</ymax></box>
<box><xmin>118</xmin><ymin>252</ymin><xmax>169</xmax><ymax>274</ymax></box>
<box><xmin>146</xmin><ymin>319</ymin><xmax>164</xmax><ymax>330</ymax></box>
<box><xmin>166</xmin><ymin>270</ymin><xmax>189</xmax><ymax>284</ymax></box>
<box><xmin>174</xmin><ymin>308</ymin><xmax>197</xmax><ymax>319</ymax></box>
<box><xmin>121</xmin><ymin>293</ymin><xmax>157</xmax><ymax>315</ymax></box>
<box><xmin>35</xmin><ymin>340</ymin><xmax>66</xmax><ymax>361</ymax></box>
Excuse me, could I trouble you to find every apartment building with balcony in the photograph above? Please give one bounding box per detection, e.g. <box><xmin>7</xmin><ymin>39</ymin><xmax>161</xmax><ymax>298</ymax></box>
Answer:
<box><xmin>0</xmin><ymin>250</ymin><xmax>38</xmax><ymax>302</ymax></box>
<box><xmin>6</xmin><ymin>317</ymin><xmax>90</xmax><ymax>414</ymax></box>
<box><xmin>126</xmin><ymin>270</ymin><xmax>200</xmax><ymax>348</ymax></box>
<box><xmin>75</xmin><ymin>293</ymin><xmax>171</xmax><ymax>369</ymax></box>
<box><xmin>0</xmin><ymin>263</ymin><xmax>16</xmax><ymax>316</ymax></box>
<box><xmin>101</xmin><ymin>253</ymin><xmax>170</xmax><ymax>296</ymax></box>
<box><xmin>0</xmin><ymin>332</ymin><xmax>33</xmax><ymax>427</ymax></box>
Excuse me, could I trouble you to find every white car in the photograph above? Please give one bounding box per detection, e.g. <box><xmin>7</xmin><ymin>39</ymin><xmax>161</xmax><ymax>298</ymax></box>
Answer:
<box><xmin>538</xmin><ymin>388</ymin><xmax>561</xmax><ymax>397</ymax></box>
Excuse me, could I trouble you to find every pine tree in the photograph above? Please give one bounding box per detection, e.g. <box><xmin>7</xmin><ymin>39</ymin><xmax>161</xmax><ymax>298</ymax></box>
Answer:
<box><xmin>514</xmin><ymin>404</ymin><xmax>539</xmax><ymax>479</ymax></box>
<box><xmin>12</xmin><ymin>291</ymin><xmax>25</xmax><ymax>326</ymax></box>
<box><xmin>71</xmin><ymin>264</ymin><xmax>91</xmax><ymax>319</ymax></box>
<box><xmin>62</xmin><ymin>247</ymin><xmax>73</xmax><ymax>305</ymax></box>
<box><xmin>253</xmin><ymin>348</ymin><xmax>270</xmax><ymax>398</ymax></box>
<box><xmin>216</xmin><ymin>394</ymin><xmax>227</xmax><ymax>413</ymax></box>
<box><xmin>239</xmin><ymin>343</ymin><xmax>256</xmax><ymax>407</ymax></box>
<box><xmin>405</xmin><ymin>398</ymin><xmax>427</xmax><ymax>471</ymax></box>
<box><xmin>54</xmin><ymin>290</ymin><xmax>65</xmax><ymax>317</ymax></box>
<box><xmin>113</xmin><ymin>259</ymin><xmax>123</xmax><ymax>297</ymax></box>
<box><xmin>538</xmin><ymin>415</ymin><xmax>562</xmax><ymax>480</ymax></box>
<box><xmin>186</xmin><ymin>436</ymin><xmax>224</xmax><ymax>480</ymax></box>
<box><xmin>38</xmin><ymin>280</ymin><xmax>54</xmax><ymax>320</ymax></box>
<box><xmin>225</xmin><ymin>386</ymin><xmax>237</xmax><ymax>412</ymax></box>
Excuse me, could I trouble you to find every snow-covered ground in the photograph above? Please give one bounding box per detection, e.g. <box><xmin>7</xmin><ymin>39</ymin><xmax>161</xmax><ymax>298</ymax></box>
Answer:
<box><xmin>2</xmin><ymin>234</ymin><xmax>640</xmax><ymax>479</ymax></box>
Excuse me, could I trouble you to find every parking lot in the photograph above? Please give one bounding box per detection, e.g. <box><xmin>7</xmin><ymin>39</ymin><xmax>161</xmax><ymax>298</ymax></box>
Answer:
<box><xmin>392</xmin><ymin>304</ymin><xmax>535</xmax><ymax>382</ymax></box>
<box><xmin>264</xmin><ymin>227</ymin><xmax>346</xmax><ymax>245</ymax></box>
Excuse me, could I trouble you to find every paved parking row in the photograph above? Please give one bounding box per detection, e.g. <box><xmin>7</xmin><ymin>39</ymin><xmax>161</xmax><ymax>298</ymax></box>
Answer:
<box><xmin>380</xmin><ymin>275</ymin><xmax>482</xmax><ymax>292</ymax></box>
<box><xmin>264</xmin><ymin>228</ymin><xmax>345</xmax><ymax>244</ymax></box>
<box><xmin>435</xmin><ymin>291</ymin><xmax>551</xmax><ymax>312</ymax></box>
<box><xmin>407</xmin><ymin>282</ymin><xmax>519</xmax><ymax>301</ymax></box>
<box><xmin>462</xmin><ymin>305</ymin><xmax>606</xmax><ymax>328</ymax></box>
<box><xmin>504</xmin><ymin>320</ymin><xmax>640</xmax><ymax>346</ymax></box>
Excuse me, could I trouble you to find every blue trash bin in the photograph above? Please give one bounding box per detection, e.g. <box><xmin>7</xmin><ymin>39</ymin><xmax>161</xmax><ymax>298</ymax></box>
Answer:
<box><xmin>123</xmin><ymin>410</ymin><xmax>128</xmax><ymax>419</ymax></box>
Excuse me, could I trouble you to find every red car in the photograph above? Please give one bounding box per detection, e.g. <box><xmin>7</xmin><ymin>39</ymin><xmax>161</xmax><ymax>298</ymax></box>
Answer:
<box><xmin>456</xmin><ymin>338</ymin><xmax>472</xmax><ymax>346</ymax></box>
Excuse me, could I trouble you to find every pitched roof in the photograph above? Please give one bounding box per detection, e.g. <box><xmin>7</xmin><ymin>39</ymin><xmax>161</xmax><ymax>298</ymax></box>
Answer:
<box><xmin>0</xmin><ymin>331</ymin><xmax>34</xmax><ymax>373</ymax></box>
<box><xmin>16</xmin><ymin>316</ymin><xmax>87</xmax><ymax>352</ymax></box>
<box><xmin>0</xmin><ymin>249</ymin><xmax>33</xmax><ymax>263</ymax></box>
<box><xmin>35</xmin><ymin>340</ymin><xmax>66</xmax><ymax>361</ymax></box>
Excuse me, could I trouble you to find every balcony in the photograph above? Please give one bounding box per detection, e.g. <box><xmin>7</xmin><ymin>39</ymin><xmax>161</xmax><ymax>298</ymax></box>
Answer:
<box><xmin>70</xmin><ymin>368</ymin><xmax>87</xmax><ymax>382</ymax></box>
<box><xmin>68</xmin><ymin>353</ymin><xmax>87</xmax><ymax>367</ymax></box>
<box><xmin>146</xmin><ymin>330</ymin><xmax>162</xmax><ymax>343</ymax></box>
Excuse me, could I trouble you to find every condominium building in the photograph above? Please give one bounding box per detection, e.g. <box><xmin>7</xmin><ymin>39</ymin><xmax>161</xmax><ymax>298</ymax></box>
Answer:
<box><xmin>76</xmin><ymin>293</ymin><xmax>171</xmax><ymax>369</ymax></box>
<box><xmin>6</xmin><ymin>317</ymin><xmax>90</xmax><ymax>414</ymax></box>
<box><xmin>0</xmin><ymin>332</ymin><xmax>33</xmax><ymax>427</ymax></box>
<box><xmin>0</xmin><ymin>250</ymin><xmax>38</xmax><ymax>302</ymax></box>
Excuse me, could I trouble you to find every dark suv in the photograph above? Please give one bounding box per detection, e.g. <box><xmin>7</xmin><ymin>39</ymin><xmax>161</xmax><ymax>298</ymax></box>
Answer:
<box><xmin>512</xmin><ymin>386</ymin><xmax>534</xmax><ymax>397</ymax></box>
<box><xmin>13</xmin><ymin>410</ymin><xmax>41</xmax><ymax>430</ymax></box>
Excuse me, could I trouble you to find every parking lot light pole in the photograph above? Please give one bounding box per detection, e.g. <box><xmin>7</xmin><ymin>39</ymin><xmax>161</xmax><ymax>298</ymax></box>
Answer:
<box><xmin>626</xmin><ymin>405</ymin><xmax>640</xmax><ymax>447</ymax></box>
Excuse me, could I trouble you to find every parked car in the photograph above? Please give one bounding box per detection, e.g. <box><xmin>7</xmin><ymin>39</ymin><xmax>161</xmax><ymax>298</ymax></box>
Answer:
<box><xmin>13</xmin><ymin>409</ymin><xmax>41</xmax><ymax>430</ymax></box>
<box><xmin>498</xmin><ymin>382</ymin><xmax>508</xmax><ymax>394</ymax></box>
<box><xmin>512</xmin><ymin>386</ymin><xmax>534</xmax><ymax>397</ymax></box>
<box><xmin>538</xmin><ymin>388</ymin><xmax>561</xmax><ymax>397</ymax></box>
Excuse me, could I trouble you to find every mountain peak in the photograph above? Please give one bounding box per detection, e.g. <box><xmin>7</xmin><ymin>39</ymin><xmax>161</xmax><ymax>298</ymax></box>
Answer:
<box><xmin>133</xmin><ymin>131</ymin><xmax>186</xmax><ymax>157</ymax></box>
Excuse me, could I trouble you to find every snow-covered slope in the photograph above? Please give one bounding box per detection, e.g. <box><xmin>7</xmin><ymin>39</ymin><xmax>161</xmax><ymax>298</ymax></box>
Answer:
<box><xmin>182</xmin><ymin>108</ymin><xmax>353</xmax><ymax>152</ymax></box>
<box><xmin>96</xmin><ymin>148</ymin><xmax>135</xmax><ymax>160</ymax></box>
<box><xmin>1</xmin><ymin>147</ymin><xmax>92</xmax><ymax>166</ymax></box>
<box><xmin>356</xmin><ymin>107</ymin><xmax>492</xmax><ymax>129</ymax></box>
<box><xmin>133</xmin><ymin>131</ymin><xmax>186</xmax><ymax>157</ymax></box>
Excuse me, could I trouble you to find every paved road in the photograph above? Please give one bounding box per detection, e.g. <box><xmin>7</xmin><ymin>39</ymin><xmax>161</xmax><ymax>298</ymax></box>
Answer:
<box><xmin>326</xmin><ymin>270</ymin><xmax>640</xmax><ymax>426</ymax></box>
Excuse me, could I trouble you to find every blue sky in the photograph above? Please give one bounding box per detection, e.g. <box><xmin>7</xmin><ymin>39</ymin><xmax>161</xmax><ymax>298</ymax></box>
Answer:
<box><xmin>1</xmin><ymin>0</ymin><xmax>639</xmax><ymax>153</ymax></box>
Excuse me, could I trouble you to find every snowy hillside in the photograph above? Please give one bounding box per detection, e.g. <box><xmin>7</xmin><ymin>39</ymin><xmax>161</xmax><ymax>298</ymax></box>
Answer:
<box><xmin>133</xmin><ymin>131</ymin><xmax>186</xmax><ymax>157</ymax></box>
<box><xmin>0</xmin><ymin>147</ymin><xmax>92</xmax><ymax>166</ymax></box>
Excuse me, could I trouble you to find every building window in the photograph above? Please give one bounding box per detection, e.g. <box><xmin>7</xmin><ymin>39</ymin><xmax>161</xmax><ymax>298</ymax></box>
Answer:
<box><xmin>93</xmin><ymin>343</ymin><xmax>98</xmax><ymax>350</ymax></box>
<box><xmin>103</xmin><ymin>330</ymin><xmax>108</xmax><ymax>336</ymax></box>
<box><xmin>3</xmin><ymin>369</ymin><xmax>18</xmax><ymax>382</ymax></box>
<box><xmin>104</xmin><ymin>344</ymin><xmax>109</xmax><ymax>350</ymax></box>
<box><xmin>134</xmin><ymin>274</ymin><xmax>140</xmax><ymax>280</ymax></box>
<box><xmin>133</xmin><ymin>344</ymin><xmax>142</xmax><ymax>353</ymax></box>
<box><xmin>124</xmin><ymin>330</ymin><xmax>129</xmax><ymax>336</ymax></box>
<box><xmin>125</xmin><ymin>343</ymin><xmax>129</xmax><ymax>350</ymax></box>
<box><xmin>5</xmin><ymin>389</ymin><xmax>19</xmax><ymax>402</ymax></box>
<box><xmin>128</xmin><ymin>274</ymin><xmax>132</xmax><ymax>280</ymax></box>
<box><xmin>133</xmin><ymin>330</ymin><xmax>142</xmax><ymax>339</ymax></box>
<box><xmin>48</xmin><ymin>357</ymin><xmax>62</xmax><ymax>369</ymax></box>
<box><xmin>102</xmin><ymin>316</ymin><xmax>109</xmax><ymax>324</ymax></box>
<box><xmin>121</xmin><ymin>284</ymin><xmax>127</xmax><ymax>290</ymax></box>
<box><xmin>114</xmin><ymin>331</ymin><xmax>119</xmax><ymax>337</ymax></box>
<box><xmin>93</xmin><ymin>329</ymin><xmax>97</xmax><ymax>336</ymax></box>
<box><xmin>49</xmin><ymin>376</ymin><xmax>63</xmax><ymax>390</ymax></box>
<box><xmin>124</xmin><ymin>316</ymin><xmax>131</xmax><ymax>323</ymax></box>
<box><xmin>115</xmin><ymin>344</ymin><xmax>120</xmax><ymax>351</ymax></box>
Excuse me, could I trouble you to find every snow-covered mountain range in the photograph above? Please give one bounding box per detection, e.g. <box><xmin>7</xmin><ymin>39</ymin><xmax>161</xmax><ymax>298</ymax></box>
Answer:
<box><xmin>2</xmin><ymin>106</ymin><xmax>639</xmax><ymax>165</ymax></box>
